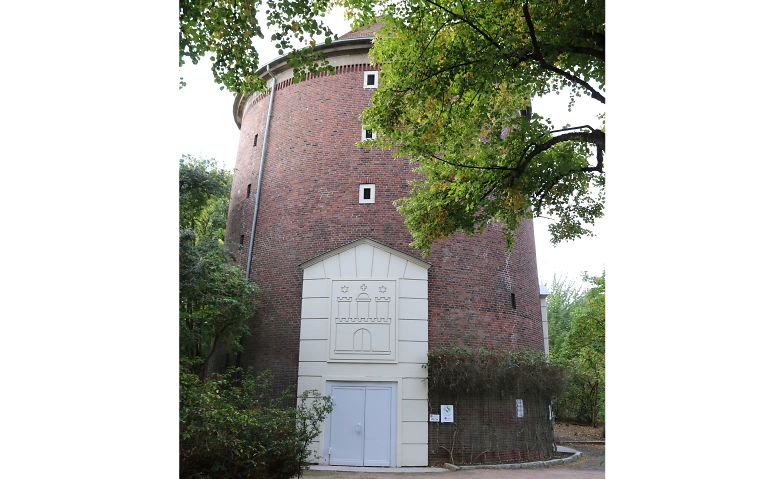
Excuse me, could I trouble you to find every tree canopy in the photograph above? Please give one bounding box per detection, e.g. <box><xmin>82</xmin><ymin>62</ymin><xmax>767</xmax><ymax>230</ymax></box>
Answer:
<box><xmin>179</xmin><ymin>154</ymin><xmax>232</xmax><ymax>239</ymax></box>
<box><xmin>179</xmin><ymin>155</ymin><xmax>259</xmax><ymax>374</ymax></box>
<box><xmin>547</xmin><ymin>272</ymin><xmax>605</xmax><ymax>426</ymax></box>
<box><xmin>179</xmin><ymin>0</ymin><xmax>341</xmax><ymax>92</ymax></box>
<box><xmin>179</xmin><ymin>0</ymin><xmax>605</xmax><ymax>255</ymax></box>
<box><xmin>359</xmin><ymin>0</ymin><xmax>604</xmax><ymax>254</ymax></box>
<box><xmin>545</xmin><ymin>274</ymin><xmax>585</xmax><ymax>354</ymax></box>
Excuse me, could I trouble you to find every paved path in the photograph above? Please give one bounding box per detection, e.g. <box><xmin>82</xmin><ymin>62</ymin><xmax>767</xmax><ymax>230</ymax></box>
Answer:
<box><xmin>304</xmin><ymin>445</ymin><xmax>605</xmax><ymax>479</ymax></box>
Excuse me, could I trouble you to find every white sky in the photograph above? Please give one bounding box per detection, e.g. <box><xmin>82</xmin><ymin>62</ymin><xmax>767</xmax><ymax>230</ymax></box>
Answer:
<box><xmin>177</xmin><ymin>10</ymin><xmax>605</xmax><ymax>290</ymax></box>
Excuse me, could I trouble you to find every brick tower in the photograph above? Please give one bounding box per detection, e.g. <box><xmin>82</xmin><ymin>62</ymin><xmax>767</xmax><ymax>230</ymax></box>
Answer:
<box><xmin>223</xmin><ymin>28</ymin><xmax>550</xmax><ymax>467</ymax></box>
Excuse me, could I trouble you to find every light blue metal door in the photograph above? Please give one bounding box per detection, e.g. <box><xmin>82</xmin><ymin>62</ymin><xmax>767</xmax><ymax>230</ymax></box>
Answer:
<box><xmin>328</xmin><ymin>386</ymin><xmax>365</xmax><ymax>466</ymax></box>
<box><xmin>363</xmin><ymin>386</ymin><xmax>392</xmax><ymax>466</ymax></box>
<box><xmin>328</xmin><ymin>384</ymin><xmax>393</xmax><ymax>466</ymax></box>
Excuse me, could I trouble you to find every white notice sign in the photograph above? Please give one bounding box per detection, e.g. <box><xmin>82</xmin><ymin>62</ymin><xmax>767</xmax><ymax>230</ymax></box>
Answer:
<box><xmin>440</xmin><ymin>405</ymin><xmax>454</xmax><ymax>423</ymax></box>
<box><xmin>429</xmin><ymin>414</ymin><xmax>440</xmax><ymax>422</ymax></box>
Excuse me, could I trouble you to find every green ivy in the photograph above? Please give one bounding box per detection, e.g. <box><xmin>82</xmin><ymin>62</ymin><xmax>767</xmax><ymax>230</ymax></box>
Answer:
<box><xmin>426</xmin><ymin>347</ymin><xmax>566</xmax><ymax>397</ymax></box>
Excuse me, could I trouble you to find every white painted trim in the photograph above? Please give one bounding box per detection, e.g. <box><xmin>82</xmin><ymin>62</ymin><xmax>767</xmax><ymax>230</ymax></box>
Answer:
<box><xmin>359</xmin><ymin>183</ymin><xmax>375</xmax><ymax>204</ymax></box>
<box><xmin>363</xmin><ymin>70</ymin><xmax>379</xmax><ymax>89</ymax></box>
<box><xmin>361</xmin><ymin>127</ymin><xmax>377</xmax><ymax>141</ymax></box>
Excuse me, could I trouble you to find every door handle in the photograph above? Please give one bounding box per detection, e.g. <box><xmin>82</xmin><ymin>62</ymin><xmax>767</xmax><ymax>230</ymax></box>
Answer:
<box><xmin>355</xmin><ymin>423</ymin><xmax>362</xmax><ymax>434</ymax></box>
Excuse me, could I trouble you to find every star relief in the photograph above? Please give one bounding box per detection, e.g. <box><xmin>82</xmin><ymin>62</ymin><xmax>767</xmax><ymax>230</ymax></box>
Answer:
<box><xmin>379</xmin><ymin>285</ymin><xmax>387</xmax><ymax>293</ymax></box>
<box><xmin>341</xmin><ymin>285</ymin><xmax>349</xmax><ymax>293</ymax></box>
<box><xmin>360</xmin><ymin>284</ymin><xmax>368</xmax><ymax>291</ymax></box>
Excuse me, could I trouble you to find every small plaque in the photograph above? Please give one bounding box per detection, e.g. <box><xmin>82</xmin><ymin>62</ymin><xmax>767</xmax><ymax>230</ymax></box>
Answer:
<box><xmin>429</xmin><ymin>414</ymin><xmax>440</xmax><ymax>422</ymax></box>
<box><xmin>440</xmin><ymin>405</ymin><xmax>454</xmax><ymax>423</ymax></box>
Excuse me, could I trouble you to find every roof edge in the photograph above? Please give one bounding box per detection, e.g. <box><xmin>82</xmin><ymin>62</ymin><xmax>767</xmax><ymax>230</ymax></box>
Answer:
<box><xmin>299</xmin><ymin>237</ymin><xmax>431</xmax><ymax>271</ymax></box>
<box><xmin>233</xmin><ymin>37</ymin><xmax>375</xmax><ymax>129</ymax></box>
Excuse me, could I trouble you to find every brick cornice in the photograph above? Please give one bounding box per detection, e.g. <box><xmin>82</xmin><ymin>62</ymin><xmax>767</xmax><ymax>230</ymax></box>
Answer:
<box><xmin>233</xmin><ymin>37</ymin><xmax>376</xmax><ymax>128</ymax></box>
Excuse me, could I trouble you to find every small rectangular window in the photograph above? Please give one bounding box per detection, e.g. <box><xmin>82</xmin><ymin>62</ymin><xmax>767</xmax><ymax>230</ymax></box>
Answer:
<box><xmin>511</xmin><ymin>293</ymin><xmax>516</xmax><ymax>309</ymax></box>
<box><xmin>240</xmin><ymin>235</ymin><xmax>244</xmax><ymax>245</ymax></box>
<box><xmin>364</xmin><ymin>71</ymin><xmax>379</xmax><ymax>89</ymax></box>
<box><xmin>361</xmin><ymin>127</ymin><xmax>377</xmax><ymax>141</ymax></box>
<box><xmin>516</xmin><ymin>399</ymin><xmax>524</xmax><ymax>418</ymax></box>
<box><xmin>247</xmin><ymin>184</ymin><xmax>251</xmax><ymax>198</ymax></box>
<box><xmin>359</xmin><ymin>183</ymin><xmax>375</xmax><ymax>204</ymax></box>
<box><xmin>253</xmin><ymin>134</ymin><xmax>258</xmax><ymax>147</ymax></box>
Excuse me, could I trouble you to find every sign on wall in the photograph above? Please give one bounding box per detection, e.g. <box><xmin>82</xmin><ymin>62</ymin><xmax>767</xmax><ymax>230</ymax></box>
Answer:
<box><xmin>440</xmin><ymin>405</ymin><xmax>454</xmax><ymax>423</ymax></box>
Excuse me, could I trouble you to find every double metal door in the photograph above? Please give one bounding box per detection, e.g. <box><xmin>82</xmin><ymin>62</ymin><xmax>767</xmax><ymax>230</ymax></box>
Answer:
<box><xmin>328</xmin><ymin>384</ymin><xmax>394</xmax><ymax>466</ymax></box>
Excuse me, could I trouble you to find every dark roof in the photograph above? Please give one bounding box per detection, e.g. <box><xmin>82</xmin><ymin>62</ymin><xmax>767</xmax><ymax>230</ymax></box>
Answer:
<box><xmin>339</xmin><ymin>21</ymin><xmax>384</xmax><ymax>39</ymax></box>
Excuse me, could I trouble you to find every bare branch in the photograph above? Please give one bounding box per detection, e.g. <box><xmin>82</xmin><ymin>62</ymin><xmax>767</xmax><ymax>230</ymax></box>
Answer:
<box><xmin>517</xmin><ymin>129</ymin><xmax>605</xmax><ymax>174</ymax></box>
<box><xmin>422</xmin><ymin>0</ymin><xmax>504</xmax><ymax>51</ymax></box>
<box><xmin>522</xmin><ymin>3</ymin><xmax>605</xmax><ymax>104</ymax></box>
<box><xmin>431</xmin><ymin>154</ymin><xmax>517</xmax><ymax>171</ymax></box>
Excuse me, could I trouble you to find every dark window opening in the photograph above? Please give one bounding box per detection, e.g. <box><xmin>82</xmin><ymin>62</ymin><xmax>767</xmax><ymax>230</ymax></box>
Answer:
<box><xmin>240</xmin><ymin>235</ymin><xmax>244</xmax><ymax>245</ymax></box>
<box><xmin>253</xmin><ymin>134</ymin><xmax>258</xmax><ymax>146</ymax></box>
<box><xmin>363</xmin><ymin>188</ymin><xmax>371</xmax><ymax>200</ymax></box>
<box><xmin>367</xmin><ymin>74</ymin><xmax>375</xmax><ymax>86</ymax></box>
<box><xmin>365</xmin><ymin>129</ymin><xmax>373</xmax><ymax>139</ymax></box>
<box><xmin>247</xmin><ymin>184</ymin><xmax>251</xmax><ymax>198</ymax></box>
<box><xmin>511</xmin><ymin>293</ymin><xmax>517</xmax><ymax>309</ymax></box>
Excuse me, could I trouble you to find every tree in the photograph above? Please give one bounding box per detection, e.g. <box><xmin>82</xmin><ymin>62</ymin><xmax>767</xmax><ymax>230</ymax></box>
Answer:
<box><xmin>358</xmin><ymin>0</ymin><xmax>604</xmax><ymax>254</ymax></box>
<box><xmin>179</xmin><ymin>155</ymin><xmax>260</xmax><ymax>374</ymax></box>
<box><xmin>179</xmin><ymin>0</ymin><xmax>605</xmax><ymax>254</ymax></box>
<box><xmin>179</xmin><ymin>0</ymin><xmax>341</xmax><ymax>93</ymax></box>
<box><xmin>545</xmin><ymin>275</ymin><xmax>585</xmax><ymax>354</ymax></box>
<box><xmin>179</xmin><ymin>154</ymin><xmax>232</xmax><ymax>239</ymax></box>
<box><xmin>548</xmin><ymin>271</ymin><xmax>605</xmax><ymax>427</ymax></box>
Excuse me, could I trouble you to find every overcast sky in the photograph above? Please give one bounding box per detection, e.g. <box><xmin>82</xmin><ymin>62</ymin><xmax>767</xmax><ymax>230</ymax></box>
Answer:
<box><xmin>176</xmin><ymin>10</ymin><xmax>605</xmax><ymax>290</ymax></box>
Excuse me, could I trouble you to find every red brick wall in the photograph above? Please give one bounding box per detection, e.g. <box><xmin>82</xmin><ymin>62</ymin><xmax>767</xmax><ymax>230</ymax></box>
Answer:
<box><xmin>427</xmin><ymin>393</ymin><xmax>555</xmax><ymax>466</ymax></box>
<box><xmin>224</xmin><ymin>61</ymin><xmax>544</xmax><ymax>397</ymax></box>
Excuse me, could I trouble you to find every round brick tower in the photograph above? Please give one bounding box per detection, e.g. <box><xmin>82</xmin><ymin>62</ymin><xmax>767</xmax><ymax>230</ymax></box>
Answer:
<box><xmin>223</xmin><ymin>29</ymin><xmax>549</xmax><ymax>468</ymax></box>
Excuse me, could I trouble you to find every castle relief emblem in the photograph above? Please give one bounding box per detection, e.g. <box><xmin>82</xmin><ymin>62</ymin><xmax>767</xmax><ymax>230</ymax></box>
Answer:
<box><xmin>330</xmin><ymin>280</ymin><xmax>396</xmax><ymax>360</ymax></box>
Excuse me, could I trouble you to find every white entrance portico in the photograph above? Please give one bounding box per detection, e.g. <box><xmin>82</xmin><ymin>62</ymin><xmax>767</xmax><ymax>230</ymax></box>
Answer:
<box><xmin>297</xmin><ymin>238</ymin><xmax>430</xmax><ymax>467</ymax></box>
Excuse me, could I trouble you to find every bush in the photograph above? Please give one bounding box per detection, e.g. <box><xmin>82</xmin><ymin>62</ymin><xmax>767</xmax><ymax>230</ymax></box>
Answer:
<box><xmin>180</xmin><ymin>364</ymin><xmax>332</xmax><ymax>479</ymax></box>
<box><xmin>551</xmin><ymin>349</ymin><xmax>605</xmax><ymax>426</ymax></box>
<box><xmin>426</xmin><ymin>347</ymin><xmax>566</xmax><ymax>397</ymax></box>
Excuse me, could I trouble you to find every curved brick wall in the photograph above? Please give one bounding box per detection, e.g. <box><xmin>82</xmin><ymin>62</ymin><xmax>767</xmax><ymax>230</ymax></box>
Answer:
<box><xmin>223</xmin><ymin>42</ymin><xmax>544</xmax><ymax>399</ymax></box>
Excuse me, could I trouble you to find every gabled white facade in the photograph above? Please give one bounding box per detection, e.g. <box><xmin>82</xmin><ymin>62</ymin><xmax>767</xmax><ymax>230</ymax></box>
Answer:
<box><xmin>297</xmin><ymin>238</ymin><xmax>430</xmax><ymax>467</ymax></box>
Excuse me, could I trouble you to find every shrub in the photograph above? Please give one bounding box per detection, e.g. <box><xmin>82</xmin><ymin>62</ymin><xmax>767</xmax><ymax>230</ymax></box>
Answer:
<box><xmin>180</xmin><ymin>364</ymin><xmax>332</xmax><ymax>479</ymax></box>
<box><xmin>426</xmin><ymin>347</ymin><xmax>566</xmax><ymax>397</ymax></box>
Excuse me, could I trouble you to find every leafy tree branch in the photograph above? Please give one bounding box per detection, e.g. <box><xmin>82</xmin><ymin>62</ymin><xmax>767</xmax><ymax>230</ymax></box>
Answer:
<box><xmin>180</xmin><ymin>0</ymin><xmax>606</xmax><ymax>254</ymax></box>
